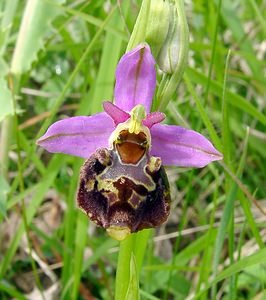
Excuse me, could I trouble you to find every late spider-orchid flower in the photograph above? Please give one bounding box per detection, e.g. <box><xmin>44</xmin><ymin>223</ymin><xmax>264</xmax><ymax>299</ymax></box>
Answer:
<box><xmin>37</xmin><ymin>44</ymin><xmax>222</xmax><ymax>240</ymax></box>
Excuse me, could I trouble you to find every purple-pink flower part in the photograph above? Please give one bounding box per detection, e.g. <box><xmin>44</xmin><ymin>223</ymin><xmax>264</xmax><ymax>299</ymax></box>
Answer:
<box><xmin>37</xmin><ymin>43</ymin><xmax>223</xmax><ymax>168</ymax></box>
<box><xmin>114</xmin><ymin>44</ymin><xmax>156</xmax><ymax>113</ymax></box>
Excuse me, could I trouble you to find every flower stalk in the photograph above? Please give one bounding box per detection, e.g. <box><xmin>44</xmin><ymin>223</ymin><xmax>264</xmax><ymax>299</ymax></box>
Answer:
<box><xmin>115</xmin><ymin>235</ymin><xmax>135</xmax><ymax>300</ymax></box>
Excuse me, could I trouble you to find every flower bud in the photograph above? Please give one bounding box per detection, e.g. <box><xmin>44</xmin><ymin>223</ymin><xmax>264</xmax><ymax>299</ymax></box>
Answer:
<box><xmin>145</xmin><ymin>0</ymin><xmax>170</xmax><ymax>57</ymax></box>
<box><xmin>145</xmin><ymin>0</ymin><xmax>189</xmax><ymax>75</ymax></box>
<box><xmin>154</xmin><ymin>0</ymin><xmax>189</xmax><ymax>111</ymax></box>
<box><xmin>157</xmin><ymin>2</ymin><xmax>180</xmax><ymax>73</ymax></box>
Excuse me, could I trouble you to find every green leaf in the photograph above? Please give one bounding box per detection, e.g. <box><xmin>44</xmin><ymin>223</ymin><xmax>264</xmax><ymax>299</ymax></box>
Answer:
<box><xmin>11</xmin><ymin>0</ymin><xmax>65</xmax><ymax>74</ymax></box>
<box><xmin>125</xmin><ymin>254</ymin><xmax>140</xmax><ymax>300</ymax></box>
<box><xmin>127</xmin><ymin>0</ymin><xmax>151</xmax><ymax>51</ymax></box>
<box><xmin>186</xmin><ymin>67</ymin><xmax>266</xmax><ymax>127</ymax></box>
<box><xmin>0</xmin><ymin>0</ymin><xmax>19</xmax><ymax>55</ymax></box>
<box><xmin>0</xmin><ymin>78</ymin><xmax>13</xmax><ymax>122</ymax></box>
<box><xmin>0</xmin><ymin>175</ymin><xmax>9</xmax><ymax>217</ymax></box>
<box><xmin>194</xmin><ymin>248</ymin><xmax>266</xmax><ymax>299</ymax></box>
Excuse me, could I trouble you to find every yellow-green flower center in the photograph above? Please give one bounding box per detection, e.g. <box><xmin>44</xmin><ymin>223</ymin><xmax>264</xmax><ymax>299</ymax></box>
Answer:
<box><xmin>108</xmin><ymin>104</ymin><xmax>151</xmax><ymax>153</ymax></box>
<box><xmin>128</xmin><ymin>104</ymin><xmax>146</xmax><ymax>134</ymax></box>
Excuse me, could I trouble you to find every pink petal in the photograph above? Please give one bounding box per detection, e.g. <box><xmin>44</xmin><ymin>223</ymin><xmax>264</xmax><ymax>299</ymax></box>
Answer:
<box><xmin>114</xmin><ymin>44</ymin><xmax>156</xmax><ymax>113</ymax></box>
<box><xmin>37</xmin><ymin>113</ymin><xmax>114</xmax><ymax>158</ymax></box>
<box><xmin>103</xmin><ymin>101</ymin><xmax>130</xmax><ymax>125</ymax></box>
<box><xmin>150</xmin><ymin>124</ymin><xmax>223</xmax><ymax>167</ymax></box>
<box><xmin>143</xmin><ymin>112</ymin><xmax>165</xmax><ymax>128</ymax></box>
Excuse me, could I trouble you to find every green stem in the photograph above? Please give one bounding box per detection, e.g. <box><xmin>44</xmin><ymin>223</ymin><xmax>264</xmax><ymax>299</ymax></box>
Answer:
<box><xmin>115</xmin><ymin>235</ymin><xmax>134</xmax><ymax>300</ymax></box>
<box><xmin>0</xmin><ymin>116</ymin><xmax>13</xmax><ymax>179</ymax></box>
<box><xmin>134</xmin><ymin>229</ymin><xmax>152</xmax><ymax>274</ymax></box>
<box><xmin>126</xmin><ymin>0</ymin><xmax>151</xmax><ymax>51</ymax></box>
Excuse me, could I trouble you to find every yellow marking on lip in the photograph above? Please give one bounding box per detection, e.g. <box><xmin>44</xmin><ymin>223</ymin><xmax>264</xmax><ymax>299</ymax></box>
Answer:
<box><xmin>128</xmin><ymin>104</ymin><xmax>146</xmax><ymax>134</ymax></box>
<box><xmin>107</xmin><ymin>226</ymin><xmax>131</xmax><ymax>241</ymax></box>
<box><xmin>85</xmin><ymin>179</ymin><xmax>95</xmax><ymax>192</ymax></box>
<box><xmin>128</xmin><ymin>190</ymin><xmax>145</xmax><ymax>209</ymax></box>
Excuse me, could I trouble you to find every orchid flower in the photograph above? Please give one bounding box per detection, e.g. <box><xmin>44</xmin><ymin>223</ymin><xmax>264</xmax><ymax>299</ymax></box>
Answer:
<box><xmin>37</xmin><ymin>44</ymin><xmax>222</xmax><ymax>240</ymax></box>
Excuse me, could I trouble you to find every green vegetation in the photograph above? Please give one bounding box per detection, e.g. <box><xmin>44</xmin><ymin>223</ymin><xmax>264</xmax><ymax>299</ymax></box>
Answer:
<box><xmin>0</xmin><ymin>0</ymin><xmax>265</xmax><ymax>299</ymax></box>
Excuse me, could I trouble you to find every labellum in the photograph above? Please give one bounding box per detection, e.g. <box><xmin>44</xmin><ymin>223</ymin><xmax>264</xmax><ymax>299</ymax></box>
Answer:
<box><xmin>37</xmin><ymin>44</ymin><xmax>223</xmax><ymax>241</ymax></box>
<box><xmin>77</xmin><ymin>113</ymin><xmax>171</xmax><ymax>241</ymax></box>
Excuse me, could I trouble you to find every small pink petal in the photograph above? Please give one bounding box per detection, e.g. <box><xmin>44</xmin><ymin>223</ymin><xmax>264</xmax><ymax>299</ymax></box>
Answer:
<box><xmin>114</xmin><ymin>44</ymin><xmax>156</xmax><ymax>113</ymax></box>
<box><xmin>150</xmin><ymin>124</ymin><xmax>223</xmax><ymax>167</ymax></box>
<box><xmin>37</xmin><ymin>113</ymin><xmax>114</xmax><ymax>158</ymax></box>
<box><xmin>143</xmin><ymin>112</ymin><xmax>165</xmax><ymax>128</ymax></box>
<box><xmin>103</xmin><ymin>101</ymin><xmax>130</xmax><ymax>125</ymax></box>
